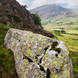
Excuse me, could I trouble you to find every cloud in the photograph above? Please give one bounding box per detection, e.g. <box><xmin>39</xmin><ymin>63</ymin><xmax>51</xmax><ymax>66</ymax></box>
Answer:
<box><xmin>31</xmin><ymin>0</ymin><xmax>50</xmax><ymax>9</ymax></box>
<box><xmin>16</xmin><ymin>0</ymin><xmax>78</xmax><ymax>9</ymax></box>
<box><xmin>16</xmin><ymin>0</ymin><xmax>31</xmax><ymax>9</ymax></box>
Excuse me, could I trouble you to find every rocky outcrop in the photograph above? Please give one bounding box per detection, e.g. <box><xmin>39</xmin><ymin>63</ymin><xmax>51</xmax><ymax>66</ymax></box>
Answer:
<box><xmin>4</xmin><ymin>29</ymin><xmax>73</xmax><ymax>78</ymax></box>
<box><xmin>0</xmin><ymin>0</ymin><xmax>54</xmax><ymax>38</ymax></box>
<box><xmin>0</xmin><ymin>0</ymin><xmax>37</xmax><ymax>28</ymax></box>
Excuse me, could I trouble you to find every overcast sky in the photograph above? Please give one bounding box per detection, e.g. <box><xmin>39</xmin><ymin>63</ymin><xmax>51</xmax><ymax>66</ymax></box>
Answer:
<box><xmin>16</xmin><ymin>0</ymin><xmax>78</xmax><ymax>10</ymax></box>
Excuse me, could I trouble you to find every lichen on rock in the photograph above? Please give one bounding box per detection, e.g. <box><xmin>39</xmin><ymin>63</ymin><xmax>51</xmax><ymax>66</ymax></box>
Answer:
<box><xmin>4</xmin><ymin>28</ymin><xmax>73</xmax><ymax>78</ymax></box>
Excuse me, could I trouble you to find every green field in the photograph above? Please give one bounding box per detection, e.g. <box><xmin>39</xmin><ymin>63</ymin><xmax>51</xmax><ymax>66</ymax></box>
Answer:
<box><xmin>43</xmin><ymin>17</ymin><xmax>78</xmax><ymax>78</ymax></box>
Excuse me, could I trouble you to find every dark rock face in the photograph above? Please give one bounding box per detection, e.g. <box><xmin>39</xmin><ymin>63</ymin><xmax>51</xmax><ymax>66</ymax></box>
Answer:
<box><xmin>0</xmin><ymin>0</ymin><xmax>54</xmax><ymax>38</ymax></box>
<box><xmin>0</xmin><ymin>0</ymin><xmax>35</xmax><ymax>28</ymax></box>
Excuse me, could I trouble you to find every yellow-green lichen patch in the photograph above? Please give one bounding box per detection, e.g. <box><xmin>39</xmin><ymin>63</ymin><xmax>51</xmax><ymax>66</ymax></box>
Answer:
<box><xmin>23</xmin><ymin>72</ymin><xmax>27</xmax><ymax>78</ymax></box>
<box><xmin>27</xmin><ymin>49</ymin><xmax>35</xmax><ymax>57</ymax></box>
<box><xmin>43</xmin><ymin>51</ymin><xmax>49</xmax><ymax>63</ymax></box>
<box><xmin>52</xmin><ymin>61</ymin><xmax>57</xmax><ymax>65</ymax></box>
<box><xmin>51</xmin><ymin>72</ymin><xmax>58</xmax><ymax>78</ymax></box>
<box><xmin>67</xmin><ymin>71</ymin><xmax>70</xmax><ymax>78</ymax></box>
<box><xmin>38</xmin><ymin>72</ymin><xmax>46</xmax><ymax>78</ymax></box>
<box><xmin>56</xmin><ymin>59</ymin><xmax>64</xmax><ymax>66</ymax></box>
<box><xmin>53</xmin><ymin>74</ymin><xmax>58</xmax><ymax>78</ymax></box>
<box><xmin>22</xmin><ymin>59</ymin><xmax>29</xmax><ymax>78</ymax></box>
<box><xmin>50</xmin><ymin>57</ymin><xmax>57</xmax><ymax>65</ymax></box>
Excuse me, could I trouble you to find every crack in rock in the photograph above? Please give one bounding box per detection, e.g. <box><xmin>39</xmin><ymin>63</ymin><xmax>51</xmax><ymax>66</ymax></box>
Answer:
<box><xmin>23</xmin><ymin>43</ymin><xmax>69</xmax><ymax>78</ymax></box>
<box><xmin>46</xmin><ymin>68</ymin><xmax>51</xmax><ymax>78</ymax></box>
<box><xmin>23</xmin><ymin>55</ymin><xmax>33</xmax><ymax>63</ymax></box>
<box><xmin>44</xmin><ymin>46</ymin><xmax>49</xmax><ymax>51</ymax></box>
<box><xmin>40</xmin><ymin>65</ymin><xmax>46</xmax><ymax>73</ymax></box>
<box><xmin>23</xmin><ymin>45</ymin><xmax>56</xmax><ymax>77</ymax></box>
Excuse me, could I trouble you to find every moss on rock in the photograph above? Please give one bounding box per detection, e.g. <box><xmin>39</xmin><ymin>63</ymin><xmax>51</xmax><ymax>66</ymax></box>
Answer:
<box><xmin>4</xmin><ymin>29</ymin><xmax>73</xmax><ymax>78</ymax></box>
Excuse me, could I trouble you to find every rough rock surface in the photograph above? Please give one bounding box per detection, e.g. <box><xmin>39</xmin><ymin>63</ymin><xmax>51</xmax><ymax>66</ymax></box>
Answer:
<box><xmin>4</xmin><ymin>29</ymin><xmax>73</xmax><ymax>78</ymax></box>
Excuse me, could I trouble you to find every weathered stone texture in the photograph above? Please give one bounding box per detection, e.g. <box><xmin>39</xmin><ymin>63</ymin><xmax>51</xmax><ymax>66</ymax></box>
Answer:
<box><xmin>4</xmin><ymin>29</ymin><xmax>73</xmax><ymax>78</ymax></box>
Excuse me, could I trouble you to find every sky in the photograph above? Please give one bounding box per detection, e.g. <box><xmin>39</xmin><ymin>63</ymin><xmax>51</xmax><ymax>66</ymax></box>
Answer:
<box><xmin>16</xmin><ymin>0</ymin><xmax>78</xmax><ymax>10</ymax></box>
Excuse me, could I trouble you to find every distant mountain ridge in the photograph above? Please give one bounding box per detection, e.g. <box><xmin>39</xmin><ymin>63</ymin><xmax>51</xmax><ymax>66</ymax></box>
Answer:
<box><xmin>30</xmin><ymin>4</ymin><xmax>78</xmax><ymax>19</ymax></box>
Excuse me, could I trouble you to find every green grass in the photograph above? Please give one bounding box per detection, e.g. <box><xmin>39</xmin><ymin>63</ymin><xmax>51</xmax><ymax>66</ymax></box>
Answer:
<box><xmin>42</xmin><ymin>17</ymin><xmax>78</xmax><ymax>26</ymax></box>
<box><xmin>44</xmin><ymin>18</ymin><xmax>78</xmax><ymax>78</ymax></box>
<box><xmin>0</xmin><ymin>23</ymin><xmax>18</xmax><ymax>78</ymax></box>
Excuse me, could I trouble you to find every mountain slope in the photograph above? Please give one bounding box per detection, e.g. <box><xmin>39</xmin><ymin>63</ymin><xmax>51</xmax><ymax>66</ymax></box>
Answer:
<box><xmin>30</xmin><ymin>4</ymin><xmax>78</xmax><ymax>19</ymax></box>
<box><xmin>0</xmin><ymin>0</ymin><xmax>54</xmax><ymax>38</ymax></box>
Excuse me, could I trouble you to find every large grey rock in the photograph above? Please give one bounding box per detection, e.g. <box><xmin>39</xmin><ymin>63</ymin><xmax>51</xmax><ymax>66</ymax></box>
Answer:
<box><xmin>4</xmin><ymin>28</ymin><xmax>73</xmax><ymax>78</ymax></box>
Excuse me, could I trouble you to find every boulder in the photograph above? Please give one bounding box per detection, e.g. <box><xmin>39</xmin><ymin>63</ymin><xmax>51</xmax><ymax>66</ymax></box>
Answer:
<box><xmin>4</xmin><ymin>28</ymin><xmax>73</xmax><ymax>78</ymax></box>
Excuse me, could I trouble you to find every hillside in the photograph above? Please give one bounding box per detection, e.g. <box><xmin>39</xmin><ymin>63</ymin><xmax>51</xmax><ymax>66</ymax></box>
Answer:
<box><xmin>41</xmin><ymin>17</ymin><xmax>78</xmax><ymax>26</ymax></box>
<box><xmin>30</xmin><ymin>4</ymin><xmax>78</xmax><ymax>20</ymax></box>
<box><xmin>0</xmin><ymin>0</ymin><xmax>54</xmax><ymax>38</ymax></box>
<box><xmin>0</xmin><ymin>23</ymin><xmax>18</xmax><ymax>78</ymax></box>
